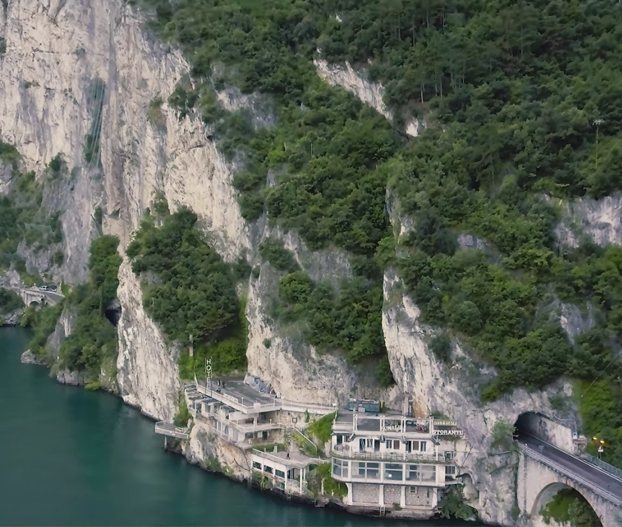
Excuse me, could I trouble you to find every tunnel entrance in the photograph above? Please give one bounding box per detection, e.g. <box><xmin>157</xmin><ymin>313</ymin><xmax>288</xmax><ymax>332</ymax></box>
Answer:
<box><xmin>514</xmin><ymin>411</ymin><xmax>577</xmax><ymax>452</ymax></box>
<box><xmin>104</xmin><ymin>300</ymin><xmax>121</xmax><ymax>327</ymax></box>
<box><xmin>536</xmin><ymin>484</ymin><xmax>602</xmax><ymax>527</ymax></box>
<box><xmin>514</xmin><ymin>412</ymin><xmax>539</xmax><ymax>441</ymax></box>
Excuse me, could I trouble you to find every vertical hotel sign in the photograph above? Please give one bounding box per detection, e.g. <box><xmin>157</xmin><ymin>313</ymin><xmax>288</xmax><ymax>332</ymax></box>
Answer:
<box><xmin>205</xmin><ymin>358</ymin><xmax>212</xmax><ymax>396</ymax></box>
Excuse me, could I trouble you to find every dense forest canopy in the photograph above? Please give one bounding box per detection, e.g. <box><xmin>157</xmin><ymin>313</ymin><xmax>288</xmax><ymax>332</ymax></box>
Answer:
<box><xmin>131</xmin><ymin>0</ymin><xmax>622</xmax><ymax>466</ymax></box>
<box><xmin>127</xmin><ymin>208</ymin><xmax>248</xmax><ymax>376</ymax></box>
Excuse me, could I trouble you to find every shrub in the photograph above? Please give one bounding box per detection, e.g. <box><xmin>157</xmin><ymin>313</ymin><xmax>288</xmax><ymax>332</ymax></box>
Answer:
<box><xmin>259</xmin><ymin>239</ymin><xmax>299</xmax><ymax>273</ymax></box>
<box><xmin>174</xmin><ymin>398</ymin><xmax>191</xmax><ymax>427</ymax></box>
<box><xmin>429</xmin><ymin>334</ymin><xmax>452</xmax><ymax>363</ymax></box>
<box><xmin>308</xmin><ymin>412</ymin><xmax>335</xmax><ymax>445</ymax></box>
<box><xmin>439</xmin><ymin>485</ymin><xmax>477</xmax><ymax>521</ymax></box>
<box><xmin>0</xmin><ymin>287</ymin><xmax>23</xmax><ymax>315</ymax></box>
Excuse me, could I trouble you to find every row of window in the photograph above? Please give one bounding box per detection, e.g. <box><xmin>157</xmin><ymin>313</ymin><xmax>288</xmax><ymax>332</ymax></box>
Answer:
<box><xmin>358</xmin><ymin>438</ymin><xmax>428</xmax><ymax>452</ymax></box>
<box><xmin>333</xmin><ymin>460</ymin><xmax>455</xmax><ymax>482</ymax></box>
<box><xmin>252</xmin><ymin>461</ymin><xmax>285</xmax><ymax>479</ymax></box>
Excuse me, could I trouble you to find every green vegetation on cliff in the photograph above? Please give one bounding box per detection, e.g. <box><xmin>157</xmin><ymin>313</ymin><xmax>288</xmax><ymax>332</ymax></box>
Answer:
<box><xmin>0</xmin><ymin>288</ymin><xmax>23</xmax><ymax>317</ymax></box>
<box><xmin>133</xmin><ymin>0</ymin><xmax>622</xmax><ymax>462</ymax></box>
<box><xmin>541</xmin><ymin>488</ymin><xmax>601</xmax><ymax>527</ymax></box>
<box><xmin>58</xmin><ymin>236</ymin><xmax>122</xmax><ymax>381</ymax></box>
<box><xmin>0</xmin><ymin>144</ymin><xmax>64</xmax><ymax>277</ymax></box>
<box><xmin>127</xmin><ymin>208</ymin><xmax>247</xmax><ymax>377</ymax></box>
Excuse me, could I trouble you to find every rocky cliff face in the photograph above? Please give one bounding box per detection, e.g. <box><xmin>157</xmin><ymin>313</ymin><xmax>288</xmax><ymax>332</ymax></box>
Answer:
<box><xmin>382</xmin><ymin>270</ymin><xmax>575</xmax><ymax>526</ymax></box>
<box><xmin>0</xmin><ymin>0</ymin><xmax>379</xmax><ymax>420</ymax></box>
<box><xmin>555</xmin><ymin>194</ymin><xmax>622</xmax><ymax>248</ymax></box>
<box><xmin>315</xmin><ymin>58</ymin><xmax>421</xmax><ymax>137</ymax></box>
<box><xmin>3</xmin><ymin>2</ymin><xmax>619</xmax><ymax>526</ymax></box>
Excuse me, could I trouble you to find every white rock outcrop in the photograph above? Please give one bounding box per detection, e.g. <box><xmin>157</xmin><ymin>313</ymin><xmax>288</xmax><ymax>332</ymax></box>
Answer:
<box><xmin>0</xmin><ymin>0</ymin><xmax>249</xmax><ymax>418</ymax></box>
<box><xmin>555</xmin><ymin>194</ymin><xmax>622</xmax><ymax>248</ymax></box>
<box><xmin>314</xmin><ymin>58</ymin><xmax>421</xmax><ymax>137</ymax></box>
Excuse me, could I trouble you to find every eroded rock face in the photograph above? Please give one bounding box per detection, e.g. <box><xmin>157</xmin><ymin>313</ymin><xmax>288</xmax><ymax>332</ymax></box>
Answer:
<box><xmin>314</xmin><ymin>58</ymin><xmax>421</xmax><ymax>137</ymax></box>
<box><xmin>555</xmin><ymin>194</ymin><xmax>622</xmax><ymax>248</ymax></box>
<box><xmin>382</xmin><ymin>270</ymin><xmax>574</xmax><ymax>526</ymax></box>
<box><xmin>116</xmin><ymin>259</ymin><xmax>180</xmax><ymax>421</ymax></box>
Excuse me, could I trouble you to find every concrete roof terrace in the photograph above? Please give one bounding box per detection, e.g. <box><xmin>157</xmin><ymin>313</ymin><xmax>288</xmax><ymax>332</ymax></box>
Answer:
<box><xmin>196</xmin><ymin>377</ymin><xmax>280</xmax><ymax>415</ymax></box>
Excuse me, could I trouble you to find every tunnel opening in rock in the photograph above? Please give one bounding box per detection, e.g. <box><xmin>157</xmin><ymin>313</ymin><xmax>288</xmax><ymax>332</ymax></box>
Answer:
<box><xmin>104</xmin><ymin>301</ymin><xmax>121</xmax><ymax>327</ymax></box>
<box><xmin>515</xmin><ymin>412</ymin><xmax>539</xmax><ymax>440</ymax></box>
<box><xmin>536</xmin><ymin>484</ymin><xmax>602</xmax><ymax>527</ymax></box>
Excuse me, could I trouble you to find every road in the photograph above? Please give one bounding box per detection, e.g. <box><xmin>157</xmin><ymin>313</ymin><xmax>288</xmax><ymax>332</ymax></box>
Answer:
<box><xmin>519</xmin><ymin>434</ymin><xmax>622</xmax><ymax>501</ymax></box>
<box><xmin>29</xmin><ymin>288</ymin><xmax>64</xmax><ymax>304</ymax></box>
<box><xmin>2</xmin><ymin>285</ymin><xmax>65</xmax><ymax>306</ymax></box>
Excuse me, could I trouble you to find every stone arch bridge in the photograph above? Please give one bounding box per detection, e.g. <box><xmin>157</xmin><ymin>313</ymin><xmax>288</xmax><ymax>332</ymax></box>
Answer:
<box><xmin>517</xmin><ymin>437</ymin><xmax>622</xmax><ymax>526</ymax></box>
<box><xmin>7</xmin><ymin>286</ymin><xmax>64</xmax><ymax>306</ymax></box>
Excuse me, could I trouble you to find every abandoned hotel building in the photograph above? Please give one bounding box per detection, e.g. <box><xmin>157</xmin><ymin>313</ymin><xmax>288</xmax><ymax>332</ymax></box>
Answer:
<box><xmin>156</xmin><ymin>374</ymin><xmax>466</xmax><ymax>516</ymax></box>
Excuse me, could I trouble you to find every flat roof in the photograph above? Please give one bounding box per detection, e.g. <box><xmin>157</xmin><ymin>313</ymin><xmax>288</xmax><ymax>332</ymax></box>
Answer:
<box><xmin>214</xmin><ymin>378</ymin><xmax>277</xmax><ymax>405</ymax></box>
<box><xmin>253</xmin><ymin>449</ymin><xmax>319</xmax><ymax>468</ymax></box>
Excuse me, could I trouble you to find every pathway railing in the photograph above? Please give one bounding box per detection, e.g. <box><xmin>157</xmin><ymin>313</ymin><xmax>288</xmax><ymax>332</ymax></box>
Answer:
<box><xmin>583</xmin><ymin>453</ymin><xmax>622</xmax><ymax>482</ymax></box>
<box><xmin>520</xmin><ymin>444</ymin><xmax>622</xmax><ymax>506</ymax></box>
<box><xmin>331</xmin><ymin>447</ymin><xmax>441</xmax><ymax>463</ymax></box>
<box><xmin>155</xmin><ymin>421</ymin><xmax>190</xmax><ymax>440</ymax></box>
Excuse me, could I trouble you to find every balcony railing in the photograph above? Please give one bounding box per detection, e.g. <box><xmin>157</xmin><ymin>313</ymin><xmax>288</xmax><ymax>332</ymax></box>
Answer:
<box><xmin>155</xmin><ymin>421</ymin><xmax>190</xmax><ymax>440</ymax></box>
<box><xmin>331</xmin><ymin>447</ymin><xmax>442</xmax><ymax>463</ymax></box>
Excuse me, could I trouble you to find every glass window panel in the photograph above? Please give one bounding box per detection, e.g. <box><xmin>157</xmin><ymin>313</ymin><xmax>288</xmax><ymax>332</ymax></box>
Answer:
<box><xmin>406</xmin><ymin>464</ymin><xmax>420</xmax><ymax>481</ymax></box>
<box><xmin>384</xmin><ymin>463</ymin><xmax>403</xmax><ymax>481</ymax></box>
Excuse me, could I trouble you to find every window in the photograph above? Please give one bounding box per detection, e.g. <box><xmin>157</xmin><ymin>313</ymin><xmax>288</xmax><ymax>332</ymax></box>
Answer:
<box><xmin>384</xmin><ymin>463</ymin><xmax>403</xmax><ymax>481</ymax></box>
<box><xmin>386</xmin><ymin>439</ymin><xmax>399</xmax><ymax>450</ymax></box>
<box><xmin>411</xmin><ymin>440</ymin><xmax>426</xmax><ymax>452</ymax></box>
<box><xmin>367</xmin><ymin>462</ymin><xmax>380</xmax><ymax>479</ymax></box>
<box><xmin>406</xmin><ymin>464</ymin><xmax>420</xmax><ymax>481</ymax></box>
<box><xmin>333</xmin><ymin>458</ymin><xmax>348</xmax><ymax>478</ymax></box>
<box><xmin>352</xmin><ymin>461</ymin><xmax>379</xmax><ymax>479</ymax></box>
<box><xmin>264</xmin><ymin>466</ymin><xmax>273</xmax><ymax>474</ymax></box>
<box><xmin>445</xmin><ymin>451</ymin><xmax>455</xmax><ymax>460</ymax></box>
<box><xmin>252</xmin><ymin>461</ymin><xmax>261</xmax><ymax>470</ymax></box>
<box><xmin>275</xmin><ymin>469</ymin><xmax>285</xmax><ymax>478</ymax></box>
<box><xmin>445</xmin><ymin>466</ymin><xmax>456</xmax><ymax>481</ymax></box>
<box><xmin>366</xmin><ymin>438</ymin><xmax>374</xmax><ymax>448</ymax></box>
<box><xmin>420</xmin><ymin>465</ymin><xmax>436</xmax><ymax>482</ymax></box>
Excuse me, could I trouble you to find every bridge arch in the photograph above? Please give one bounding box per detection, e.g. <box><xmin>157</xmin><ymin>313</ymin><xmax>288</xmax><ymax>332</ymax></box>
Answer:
<box><xmin>533</xmin><ymin>482</ymin><xmax>602</xmax><ymax>526</ymax></box>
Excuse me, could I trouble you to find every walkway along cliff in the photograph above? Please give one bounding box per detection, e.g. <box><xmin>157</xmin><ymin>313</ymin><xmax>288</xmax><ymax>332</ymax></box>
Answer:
<box><xmin>1</xmin><ymin>1</ymin><xmax>622</xmax><ymax>525</ymax></box>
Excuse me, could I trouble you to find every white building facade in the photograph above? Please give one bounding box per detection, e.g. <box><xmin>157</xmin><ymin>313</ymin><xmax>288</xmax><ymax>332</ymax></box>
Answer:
<box><xmin>330</xmin><ymin>412</ymin><xmax>466</xmax><ymax>512</ymax></box>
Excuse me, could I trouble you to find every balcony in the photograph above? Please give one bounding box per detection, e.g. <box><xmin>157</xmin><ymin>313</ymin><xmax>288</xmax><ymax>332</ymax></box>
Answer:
<box><xmin>155</xmin><ymin>421</ymin><xmax>189</xmax><ymax>440</ymax></box>
<box><xmin>331</xmin><ymin>446</ymin><xmax>441</xmax><ymax>463</ymax></box>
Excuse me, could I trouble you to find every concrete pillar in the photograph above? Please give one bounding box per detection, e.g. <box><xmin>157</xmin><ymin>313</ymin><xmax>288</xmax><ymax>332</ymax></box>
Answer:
<box><xmin>345</xmin><ymin>483</ymin><xmax>353</xmax><ymax>505</ymax></box>
<box><xmin>401</xmin><ymin>485</ymin><xmax>406</xmax><ymax>508</ymax></box>
<box><xmin>379</xmin><ymin>484</ymin><xmax>385</xmax><ymax>506</ymax></box>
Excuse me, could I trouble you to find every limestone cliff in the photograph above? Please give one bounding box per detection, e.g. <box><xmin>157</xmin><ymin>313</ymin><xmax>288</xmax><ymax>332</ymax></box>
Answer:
<box><xmin>555</xmin><ymin>194</ymin><xmax>622</xmax><ymax>248</ymax></box>
<box><xmin>0</xmin><ymin>0</ymin><xmax>381</xmax><ymax>420</ymax></box>
<box><xmin>3</xmin><ymin>2</ymin><xmax>620</xmax><ymax>526</ymax></box>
